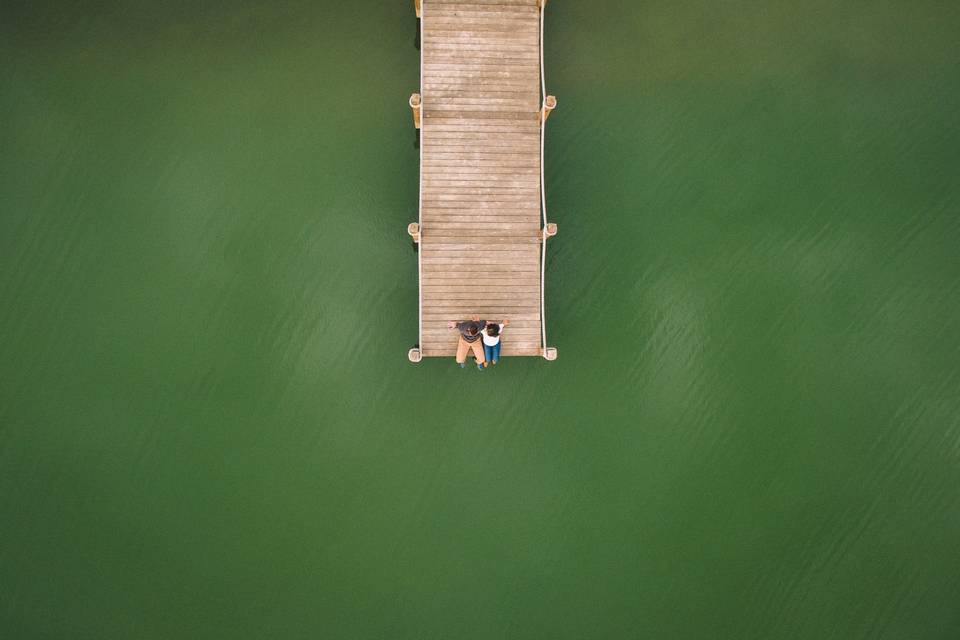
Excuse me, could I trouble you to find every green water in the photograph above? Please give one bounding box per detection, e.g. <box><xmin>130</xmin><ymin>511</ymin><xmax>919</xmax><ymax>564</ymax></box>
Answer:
<box><xmin>2</xmin><ymin>1</ymin><xmax>959</xmax><ymax>637</ymax></box>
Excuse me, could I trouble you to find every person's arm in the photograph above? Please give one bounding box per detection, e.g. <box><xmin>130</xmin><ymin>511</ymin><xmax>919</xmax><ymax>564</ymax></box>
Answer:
<box><xmin>447</xmin><ymin>321</ymin><xmax>457</xmax><ymax>329</ymax></box>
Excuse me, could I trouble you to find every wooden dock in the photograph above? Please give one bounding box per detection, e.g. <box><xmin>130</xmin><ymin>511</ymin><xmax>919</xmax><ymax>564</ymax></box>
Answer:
<box><xmin>407</xmin><ymin>0</ymin><xmax>558</xmax><ymax>362</ymax></box>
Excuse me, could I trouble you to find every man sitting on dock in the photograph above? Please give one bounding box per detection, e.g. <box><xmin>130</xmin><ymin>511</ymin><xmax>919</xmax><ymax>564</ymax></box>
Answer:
<box><xmin>447</xmin><ymin>316</ymin><xmax>487</xmax><ymax>370</ymax></box>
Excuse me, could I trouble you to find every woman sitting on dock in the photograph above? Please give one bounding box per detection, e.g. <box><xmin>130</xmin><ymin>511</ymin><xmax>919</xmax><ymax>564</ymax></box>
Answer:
<box><xmin>481</xmin><ymin>319</ymin><xmax>509</xmax><ymax>367</ymax></box>
<box><xmin>447</xmin><ymin>316</ymin><xmax>486</xmax><ymax>370</ymax></box>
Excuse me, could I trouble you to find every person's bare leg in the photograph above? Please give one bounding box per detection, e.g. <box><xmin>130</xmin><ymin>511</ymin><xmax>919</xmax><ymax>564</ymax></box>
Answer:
<box><xmin>456</xmin><ymin>337</ymin><xmax>470</xmax><ymax>364</ymax></box>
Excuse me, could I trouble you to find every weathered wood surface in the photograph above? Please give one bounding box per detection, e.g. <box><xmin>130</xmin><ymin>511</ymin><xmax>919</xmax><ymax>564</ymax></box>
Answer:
<box><xmin>418</xmin><ymin>0</ymin><xmax>543</xmax><ymax>358</ymax></box>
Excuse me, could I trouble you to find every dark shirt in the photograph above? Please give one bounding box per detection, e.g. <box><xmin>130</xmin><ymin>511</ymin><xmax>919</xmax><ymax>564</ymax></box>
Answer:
<box><xmin>457</xmin><ymin>320</ymin><xmax>487</xmax><ymax>343</ymax></box>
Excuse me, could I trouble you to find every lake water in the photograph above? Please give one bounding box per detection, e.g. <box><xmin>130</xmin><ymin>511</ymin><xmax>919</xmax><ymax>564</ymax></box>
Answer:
<box><xmin>2</xmin><ymin>1</ymin><xmax>959</xmax><ymax>638</ymax></box>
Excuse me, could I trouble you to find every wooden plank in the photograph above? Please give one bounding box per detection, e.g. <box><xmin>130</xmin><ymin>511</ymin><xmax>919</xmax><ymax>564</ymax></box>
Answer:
<box><xmin>422</xmin><ymin>273</ymin><xmax>539</xmax><ymax>281</ymax></box>
<box><xmin>421</xmin><ymin>236</ymin><xmax>540</xmax><ymax>245</ymax></box>
<box><xmin>424</xmin><ymin>55</ymin><xmax>538</xmax><ymax>66</ymax></box>
<box><xmin>422</xmin><ymin>261</ymin><xmax>539</xmax><ymax>270</ymax></box>
<box><xmin>421</xmin><ymin>284</ymin><xmax>540</xmax><ymax>292</ymax></box>
<box><xmin>424</xmin><ymin>39</ymin><xmax>538</xmax><ymax>49</ymax></box>
<box><xmin>424</xmin><ymin>151</ymin><xmax>538</xmax><ymax>161</ymax></box>
<box><xmin>430</xmin><ymin>87</ymin><xmax>539</xmax><ymax>100</ymax></box>
<box><xmin>422</xmin><ymin>197</ymin><xmax>539</xmax><ymax>204</ymax></box>
<box><xmin>422</xmin><ymin>236</ymin><xmax>539</xmax><ymax>244</ymax></box>
<box><xmin>423</xmin><ymin>163</ymin><xmax>539</xmax><ymax>174</ymax></box>
<box><xmin>421</xmin><ymin>310</ymin><xmax>541</xmax><ymax>318</ymax></box>
<box><xmin>421</xmin><ymin>251</ymin><xmax>539</xmax><ymax>263</ymax></box>
<box><xmin>421</xmin><ymin>349</ymin><xmax>543</xmax><ymax>358</ymax></box>
<box><xmin>425</xmin><ymin>109</ymin><xmax>540</xmax><ymax>119</ymax></box>
<box><xmin>420</xmin><ymin>296</ymin><xmax>541</xmax><ymax>305</ymax></box>
<box><xmin>428</xmin><ymin>0</ymin><xmax>536</xmax><ymax>6</ymax></box>
<box><xmin>420</xmin><ymin>264</ymin><xmax>539</xmax><ymax>271</ymax></box>
<box><xmin>423</xmin><ymin>141</ymin><xmax>539</xmax><ymax>151</ymax></box>
<box><xmin>422</xmin><ymin>212</ymin><xmax>540</xmax><ymax>219</ymax></box>
<box><xmin>423</xmin><ymin>185</ymin><xmax>539</xmax><ymax>193</ymax></box>
<box><xmin>423</xmin><ymin>221</ymin><xmax>540</xmax><ymax>228</ymax></box>
<box><xmin>421</xmin><ymin>202</ymin><xmax>536</xmax><ymax>210</ymax></box>
<box><xmin>421</xmin><ymin>283</ymin><xmax>540</xmax><ymax>290</ymax></box>
<box><xmin>421</xmin><ymin>241</ymin><xmax>539</xmax><ymax>249</ymax></box>
<box><xmin>422</xmin><ymin>285</ymin><xmax>541</xmax><ymax>292</ymax></box>
<box><xmin>422</xmin><ymin>257</ymin><xmax>540</xmax><ymax>266</ymax></box>
<box><xmin>427</xmin><ymin>17</ymin><xmax>535</xmax><ymax>24</ymax></box>
<box><xmin>428</xmin><ymin>5</ymin><xmax>535</xmax><ymax>14</ymax></box>
<box><xmin>422</xmin><ymin>116</ymin><xmax>539</xmax><ymax>127</ymax></box>
<box><xmin>423</xmin><ymin>180</ymin><xmax>539</xmax><ymax>189</ymax></box>
<box><xmin>424</xmin><ymin>221</ymin><xmax>539</xmax><ymax>229</ymax></box>
<box><xmin>422</xmin><ymin>311</ymin><xmax>540</xmax><ymax>319</ymax></box>
<box><xmin>422</xmin><ymin>210</ymin><xmax>536</xmax><ymax>217</ymax></box>
<box><xmin>425</xmin><ymin>39</ymin><xmax>535</xmax><ymax>48</ymax></box>
<box><xmin>419</xmin><ymin>97</ymin><xmax>539</xmax><ymax>109</ymax></box>
<box><xmin>428</xmin><ymin>5</ymin><xmax>537</xmax><ymax>16</ymax></box>
<box><xmin>424</xmin><ymin>30</ymin><xmax>538</xmax><ymax>41</ymax></box>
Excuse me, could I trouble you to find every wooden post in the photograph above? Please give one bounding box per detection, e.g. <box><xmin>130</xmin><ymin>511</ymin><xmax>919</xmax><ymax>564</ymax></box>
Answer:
<box><xmin>544</xmin><ymin>347</ymin><xmax>558</xmax><ymax>361</ymax></box>
<box><xmin>409</xmin><ymin>93</ymin><xmax>422</xmax><ymax>129</ymax></box>
<box><xmin>538</xmin><ymin>223</ymin><xmax>557</xmax><ymax>241</ymax></box>
<box><xmin>407</xmin><ymin>222</ymin><xmax>420</xmax><ymax>243</ymax></box>
<box><xmin>541</xmin><ymin>95</ymin><xmax>557</xmax><ymax>123</ymax></box>
<box><xmin>408</xmin><ymin>348</ymin><xmax>422</xmax><ymax>363</ymax></box>
<box><xmin>414</xmin><ymin>0</ymin><xmax>422</xmax><ymax>18</ymax></box>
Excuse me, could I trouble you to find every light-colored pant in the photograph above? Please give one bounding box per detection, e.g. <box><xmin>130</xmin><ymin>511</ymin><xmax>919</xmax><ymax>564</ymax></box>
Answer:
<box><xmin>456</xmin><ymin>337</ymin><xmax>486</xmax><ymax>365</ymax></box>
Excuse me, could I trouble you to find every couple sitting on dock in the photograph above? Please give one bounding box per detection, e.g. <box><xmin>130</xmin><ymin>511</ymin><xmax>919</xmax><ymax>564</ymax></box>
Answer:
<box><xmin>447</xmin><ymin>316</ymin><xmax>509</xmax><ymax>370</ymax></box>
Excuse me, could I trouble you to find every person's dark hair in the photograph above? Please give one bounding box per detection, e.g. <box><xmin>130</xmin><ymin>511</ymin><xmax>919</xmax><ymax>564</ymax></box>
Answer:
<box><xmin>486</xmin><ymin>323</ymin><xmax>500</xmax><ymax>337</ymax></box>
<box><xmin>466</xmin><ymin>324</ymin><xmax>479</xmax><ymax>336</ymax></box>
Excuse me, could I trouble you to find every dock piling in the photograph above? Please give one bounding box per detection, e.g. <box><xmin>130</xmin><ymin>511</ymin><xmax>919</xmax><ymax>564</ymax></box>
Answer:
<box><xmin>409</xmin><ymin>93</ymin><xmax>421</xmax><ymax>129</ymax></box>
<box><xmin>541</xmin><ymin>95</ymin><xmax>557</xmax><ymax>124</ymax></box>
<box><xmin>407</xmin><ymin>222</ymin><xmax>420</xmax><ymax>243</ymax></box>
<box><xmin>538</xmin><ymin>223</ymin><xmax>558</xmax><ymax>240</ymax></box>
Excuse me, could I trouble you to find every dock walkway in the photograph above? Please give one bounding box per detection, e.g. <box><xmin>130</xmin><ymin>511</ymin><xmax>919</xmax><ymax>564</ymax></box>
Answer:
<box><xmin>408</xmin><ymin>0</ymin><xmax>558</xmax><ymax>362</ymax></box>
